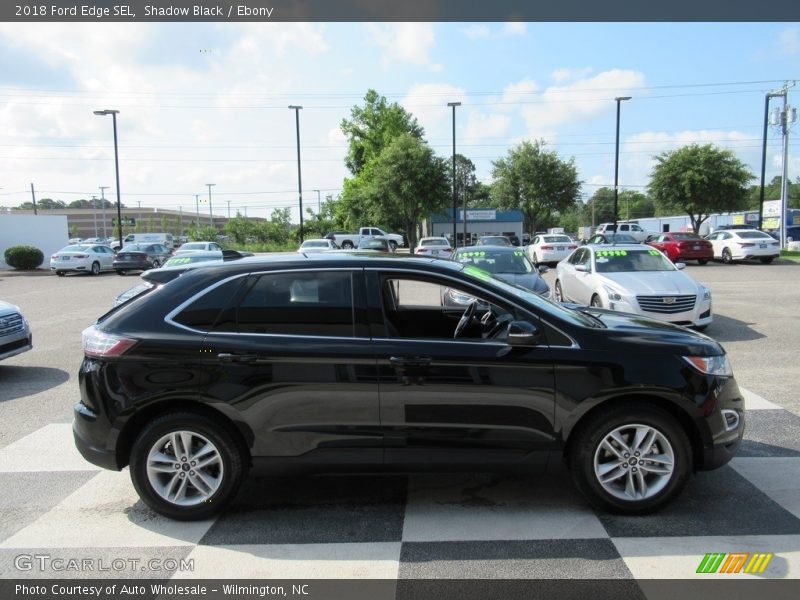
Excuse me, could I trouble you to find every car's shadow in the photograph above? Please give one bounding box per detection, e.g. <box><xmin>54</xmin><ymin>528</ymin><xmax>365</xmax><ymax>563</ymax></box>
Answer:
<box><xmin>0</xmin><ymin>366</ymin><xmax>70</xmax><ymax>403</ymax></box>
<box><xmin>704</xmin><ymin>314</ymin><xmax>766</xmax><ymax>343</ymax></box>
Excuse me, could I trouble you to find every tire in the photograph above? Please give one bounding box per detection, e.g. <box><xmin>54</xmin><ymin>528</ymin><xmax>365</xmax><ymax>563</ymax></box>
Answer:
<box><xmin>760</xmin><ymin>257</ymin><xmax>774</xmax><ymax>264</ymax></box>
<box><xmin>116</xmin><ymin>270</ymin><xmax>126</xmax><ymax>276</ymax></box>
<box><xmin>129</xmin><ymin>412</ymin><xmax>246</xmax><ymax>520</ymax></box>
<box><xmin>569</xmin><ymin>404</ymin><xmax>691</xmax><ymax>514</ymax></box>
<box><xmin>697</xmin><ymin>259</ymin><xmax>709</xmax><ymax>266</ymax></box>
<box><xmin>56</xmin><ymin>270</ymin><xmax>65</xmax><ymax>277</ymax></box>
<box><xmin>341</xmin><ymin>241</ymin><xmax>354</xmax><ymax>249</ymax></box>
<box><xmin>532</xmin><ymin>253</ymin><xmax>539</xmax><ymax>267</ymax></box>
<box><xmin>151</xmin><ymin>260</ymin><xmax>161</xmax><ymax>269</ymax></box>
<box><xmin>91</xmin><ymin>262</ymin><xmax>101</xmax><ymax>276</ymax></box>
<box><xmin>554</xmin><ymin>280</ymin><xmax>564</xmax><ymax>302</ymax></box>
<box><xmin>590</xmin><ymin>294</ymin><xmax>603</xmax><ymax>308</ymax></box>
<box><xmin>721</xmin><ymin>248</ymin><xmax>733</xmax><ymax>264</ymax></box>
<box><xmin>388</xmin><ymin>240</ymin><xmax>397</xmax><ymax>252</ymax></box>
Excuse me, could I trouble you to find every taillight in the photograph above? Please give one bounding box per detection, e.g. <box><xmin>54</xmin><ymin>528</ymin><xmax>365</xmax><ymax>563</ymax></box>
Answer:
<box><xmin>739</xmin><ymin>243</ymin><xmax>754</xmax><ymax>248</ymax></box>
<box><xmin>74</xmin><ymin>254</ymin><xmax>88</xmax><ymax>259</ymax></box>
<box><xmin>82</xmin><ymin>326</ymin><xmax>136</xmax><ymax>358</ymax></box>
<box><xmin>51</xmin><ymin>254</ymin><xmax>58</xmax><ymax>259</ymax></box>
<box><xmin>417</xmin><ymin>248</ymin><xmax>429</xmax><ymax>253</ymax></box>
<box><xmin>568</xmin><ymin>245</ymin><xmax>578</xmax><ymax>249</ymax></box>
<box><xmin>541</xmin><ymin>245</ymin><xmax>554</xmax><ymax>250</ymax></box>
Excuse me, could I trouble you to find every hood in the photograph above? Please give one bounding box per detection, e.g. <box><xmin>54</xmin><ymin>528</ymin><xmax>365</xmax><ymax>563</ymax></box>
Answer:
<box><xmin>579</xmin><ymin>306</ymin><xmax>721</xmax><ymax>356</ymax></box>
<box><xmin>0</xmin><ymin>300</ymin><xmax>21</xmax><ymax>316</ymax></box>
<box><xmin>495</xmin><ymin>272</ymin><xmax>550</xmax><ymax>296</ymax></box>
<box><xmin>600</xmin><ymin>271</ymin><xmax>700</xmax><ymax>295</ymax></box>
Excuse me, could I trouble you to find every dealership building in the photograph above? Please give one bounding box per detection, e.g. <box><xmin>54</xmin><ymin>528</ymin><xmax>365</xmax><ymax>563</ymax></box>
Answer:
<box><xmin>428</xmin><ymin>208</ymin><xmax>524</xmax><ymax>245</ymax></box>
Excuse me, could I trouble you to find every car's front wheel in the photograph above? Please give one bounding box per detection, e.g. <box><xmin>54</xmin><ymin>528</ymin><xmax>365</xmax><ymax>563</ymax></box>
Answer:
<box><xmin>90</xmin><ymin>261</ymin><xmax>101</xmax><ymax>276</ymax></box>
<box><xmin>129</xmin><ymin>412</ymin><xmax>246</xmax><ymax>520</ymax></box>
<box><xmin>590</xmin><ymin>294</ymin><xmax>603</xmax><ymax>308</ymax></box>
<box><xmin>554</xmin><ymin>280</ymin><xmax>565</xmax><ymax>302</ymax></box>
<box><xmin>569</xmin><ymin>404</ymin><xmax>691</xmax><ymax>514</ymax></box>
<box><xmin>722</xmin><ymin>248</ymin><xmax>733</xmax><ymax>264</ymax></box>
<box><xmin>697</xmin><ymin>259</ymin><xmax>709</xmax><ymax>265</ymax></box>
<box><xmin>760</xmin><ymin>257</ymin><xmax>774</xmax><ymax>264</ymax></box>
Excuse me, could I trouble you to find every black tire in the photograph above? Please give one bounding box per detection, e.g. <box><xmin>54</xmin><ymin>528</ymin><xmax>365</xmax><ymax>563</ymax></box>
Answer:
<box><xmin>129</xmin><ymin>412</ymin><xmax>246</xmax><ymax>520</ymax></box>
<box><xmin>56</xmin><ymin>270</ymin><xmax>65</xmax><ymax>277</ymax></box>
<box><xmin>760</xmin><ymin>257</ymin><xmax>774</xmax><ymax>264</ymax></box>
<box><xmin>554</xmin><ymin>280</ymin><xmax>564</xmax><ymax>303</ymax></box>
<box><xmin>590</xmin><ymin>294</ymin><xmax>603</xmax><ymax>308</ymax></box>
<box><xmin>569</xmin><ymin>404</ymin><xmax>691</xmax><ymax>514</ymax></box>
<box><xmin>697</xmin><ymin>259</ymin><xmax>709</xmax><ymax>266</ymax></box>
<box><xmin>341</xmin><ymin>241</ymin><xmax>354</xmax><ymax>249</ymax></box>
<box><xmin>116</xmin><ymin>269</ymin><xmax>126</xmax><ymax>276</ymax></box>
<box><xmin>151</xmin><ymin>260</ymin><xmax>161</xmax><ymax>268</ymax></box>
<box><xmin>388</xmin><ymin>240</ymin><xmax>398</xmax><ymax>252</ymax></box>
<box><xmin>91</xmin><ymin>261</ymin><xmax>101</xmax><ymax>276</ymax></box>
<box><xmin>721</xmin><ymin>248</ymin><xmax>733</xmax><ymax>264</ymax></box>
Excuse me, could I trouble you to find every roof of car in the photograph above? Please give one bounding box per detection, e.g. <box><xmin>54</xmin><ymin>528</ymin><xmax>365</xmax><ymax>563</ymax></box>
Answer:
<box><xmin>454</xmin><ymin>245</ymin><xmax>522</xmax><ymax>253</ymax></box>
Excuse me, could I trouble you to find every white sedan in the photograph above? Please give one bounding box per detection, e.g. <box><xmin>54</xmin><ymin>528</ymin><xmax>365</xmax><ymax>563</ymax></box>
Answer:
<box><xmin>414</xmin><ymin>236</ymin><xmax>453</xmax><ymax>258</ymax></box>
<box><xmin>704</xmin><ymin>229</ymin><xmax>780</xmax><ymax>264</ymax></box>
<box><xmin>50</xmin><ymin>244</ymin><xmax>117</xmax><ymax>276</ymax></box>
<box><xmin>554</xmin><ymin>244</ymin><xmax>712</xmax><ymax>329</ymax></box>
<box><xmin>297</xmin><ymin>239</ymin><xmax>338</xmax><ymax>253</ymax></box>
<box><xmin>525</xmin><ymin>234</ymin><xmax>578</xmax><ymax>266</ymax></box>
<box><xmin>173</xmin><ymin>241</ymin><xmax>223</xmax><ymax>255</ymax></box>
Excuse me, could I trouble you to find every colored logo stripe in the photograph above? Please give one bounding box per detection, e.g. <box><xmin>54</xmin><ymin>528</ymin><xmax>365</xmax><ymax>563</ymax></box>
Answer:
<box><xmin>697</xmin><ymin>553</ymin><xmax>726</xmax><ymax>573</ymax></box>
<box><xmin>696</xmin><ymin>552</ymin><xmax>773</xmax><ymax>574</ymax></box>
<box><xmin>744</xmin><ymin>553</ymin><xmax>773</xmax><ymax>574</ymax></box>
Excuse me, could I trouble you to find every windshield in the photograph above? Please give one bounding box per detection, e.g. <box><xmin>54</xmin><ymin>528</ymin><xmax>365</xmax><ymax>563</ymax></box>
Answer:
<box><xmin>543</xmin><ymin>236</ymin><xmax>572</xmax><ymax>244</ymax></box>
<box><xmin>670</xmin><ymin>233</ymin><xmax>702</xmax><ymax>241</ymax></box>
<box><xmin>594</xmin><ymin>249</ymin><xmax>675</xmax><ymax>273</ymax></box>
<box><xmin>180</xmin><ymin>243</ymin><xmax>207</xmax><ymax>250</ymax></box>
<box><xmin>61</xmin><ymin>245</ymin><xmax>89</xmax><ymax>252</ymax></box>
<box><xmin>460</xmin><ymin>263</ymin><xmax>598</xmax><ymax>328</ymax></box>
<box><xmin>120</xmin><ymin>245</ymin><xmax>146</xmax><ymax>252</ymax></box>
<box><xmin>454</xmin><ymin>249</ymin><xmax>534</xmax><ymax>275</ymax></box>
<box><xmin>737</xmin><ymin>231</ymin><xmax>772</xmax><ymax>239</ymax></box>
<box><xmin>421</xmin><ymin>239</ymin><xmax>448</xmax><ymax>246</ymax></box>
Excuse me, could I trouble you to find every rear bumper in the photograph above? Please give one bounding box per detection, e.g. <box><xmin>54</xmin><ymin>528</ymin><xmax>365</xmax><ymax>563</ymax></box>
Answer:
<box><xmin>73</xmin><ymin>402</ymin><xmax>120</xmax><ymax>471</ymax></box>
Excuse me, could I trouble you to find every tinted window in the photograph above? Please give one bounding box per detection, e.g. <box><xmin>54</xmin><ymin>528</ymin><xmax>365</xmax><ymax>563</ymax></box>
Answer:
<box><xmin>173</xmin><ymin>277</ymin><xmax>246</xmax><ymax>330</ymax></box>
<box><xmin>237</xmin><ymin>271</ymin><xmax>354</xmax><ymax>337</ymax></box>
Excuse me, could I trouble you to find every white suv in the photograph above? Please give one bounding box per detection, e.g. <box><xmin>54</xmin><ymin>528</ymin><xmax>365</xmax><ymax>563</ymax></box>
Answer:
<box><xmin>595</xmin><ymin>222</ymin><xmax>651</xmax><ymax>242</ymax></box>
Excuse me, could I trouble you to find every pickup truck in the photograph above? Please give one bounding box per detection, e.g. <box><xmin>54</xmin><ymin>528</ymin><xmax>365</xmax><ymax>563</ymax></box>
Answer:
<box><xmin>332</xmin><ymin>227</ymin><xmax>405</xmax><ymax>250</ymax></box>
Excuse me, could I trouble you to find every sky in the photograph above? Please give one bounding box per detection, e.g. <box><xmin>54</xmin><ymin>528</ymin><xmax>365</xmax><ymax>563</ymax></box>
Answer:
<box><xmin>0</xmin><ymin>21</ymin><xmax>798</xmax><ymax>224</ymax></box>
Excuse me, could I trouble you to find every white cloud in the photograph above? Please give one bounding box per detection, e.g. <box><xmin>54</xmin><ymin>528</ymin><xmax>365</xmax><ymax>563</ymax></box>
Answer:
<box><xmin>464</xmin><ymin>112</ymin><xmax>511</xmax><ymax>142</ymax></box>
<box><xmin>366</xmin><ymin>23</ymin><xmax>441</xmax><ymax>71</ymax></box>
<box><xmin>551</xmin><ymin>67</ymin><xmax>595</xmax><ymax>83</ymax></box>
<box><xmin>463</xmin><ymin>25</ymin><xmax>491</xmax><ymax>40</ymax></box>
<box><xmin>401</xmin><ymin>83</ymin><xmax>467</xmax><ymax>145</ymax></box>
<box><xmin>777</xmin><ymin>28</ymin><xmax>800</xmax><ymax>55</ymax></box>
<box><xmin>502</xmin><ymin>22</ymin><xmax>527</xmax><ymax>37</ymax></box>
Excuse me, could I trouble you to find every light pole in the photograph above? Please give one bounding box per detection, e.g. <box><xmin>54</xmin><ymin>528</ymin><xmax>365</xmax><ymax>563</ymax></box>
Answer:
<box><xmin>313</xmin><ymin>189</ymin><xmax>321</xmax><ymax>213</ymax></box>
<box><xmin>447</xmin><ymin>102</ymin><xmax>461</xmax><ymax>246</ymax></box>
<box><xmin>93</xmin><ymin>109</ymin><xmax>123</xmax><ymax>248</ymax></box>
<box><xmin>613</xmin><ymin>96</ymin><xmax>631</xmax><ymax>233</ymax></box>
<box><xmin>99</xmin><ymin>186</ymin><xmax>109</xmax><ymax>238</ymax></box>
<box><xmin>289</xmin><ymin>105</ymin><xmax>304</xmax><ymax>242</ymax></box>
<box><xmin>206</xmin><ymin>183</ymin><xmax>215</xmax><ymax>228</ymax></box>
<box><xmin>195</xmin><ymin>194</ymin><xmax>200</xmax><ymax>228</ymax></box>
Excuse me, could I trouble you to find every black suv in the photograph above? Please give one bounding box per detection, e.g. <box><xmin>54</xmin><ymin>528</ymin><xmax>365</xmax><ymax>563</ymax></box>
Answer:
<box><xmin>75</xmin><ymin>254</ymin><xmax>744</xmax><ymax>520</ymax></box>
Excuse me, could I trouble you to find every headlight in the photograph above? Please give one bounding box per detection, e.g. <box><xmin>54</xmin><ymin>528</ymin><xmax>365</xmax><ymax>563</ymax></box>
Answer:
<box><xmin>682</xmin><ymin>354</ymin><xmax>733</xmax><ymax>377</ymax></box>
<box><xmin>602</xmin><ymin>285</ymin><xmax>623</xmax><ymax>302</ymax></box>
<box><xmin>701</xmin><ymin>285</ymin><xmax>711</xmax><ymax>301</ymax></box>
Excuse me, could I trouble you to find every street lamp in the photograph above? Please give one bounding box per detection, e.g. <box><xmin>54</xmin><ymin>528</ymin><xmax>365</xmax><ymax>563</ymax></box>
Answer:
<box><xmin>206</xmin><ymin>183</ymin><xmax>216</xmax><ymax>228</ymax></box>
<box><xmin>289</xmin><ymin>105</ymin><xmax>304</xmax><ymax>242</ymax></box>
<box><xmin>313</xmin><ymin>189</ymin><xmax>321</xmax><ymax>213</ymax></box>
<box><xmin>447</xmin><ymin>101</ymin><xmax>461</xmax><ymax>246</ymax></box>
<box><xmin>93</xmin><ymin>109</ymin><xmax>123</xmax><ymax>248</ymax></box>
<box><xmin>613</xmin><ymin>96</ymin><xmax>631</xmax><ymax>232</ymax></box>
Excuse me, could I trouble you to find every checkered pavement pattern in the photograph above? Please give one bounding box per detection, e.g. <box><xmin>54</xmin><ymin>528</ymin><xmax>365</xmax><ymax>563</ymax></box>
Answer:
<box><xmin>1</xmin><ymin>388</ymin><xmax>798</xmax><ymax>584</ymax></box>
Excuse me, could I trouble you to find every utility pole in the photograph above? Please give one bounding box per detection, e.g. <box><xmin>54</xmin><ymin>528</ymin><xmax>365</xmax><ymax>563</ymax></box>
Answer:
<box><xmin>195</xmin><ymin>194</ymin><xmax>200</xmax><ymax>228</ymax></box>
<box><xmin>92</xmin><ymin>196</ymin><xmax>98</xmax><ymax>236</ymax></box>
<box><xmin>99</xmin><ymin>186</ymin><xmax>109</xmax><ymax>238</ymax></box>
<box><xmin>764</xmin><ymin>81</ymin><xmax>797</xmax><ymax>247</ymax></box>
<box><xmin>30</xmin><ymin>183</ymin><xmax>37</xmax><ymax>215</ymax></box>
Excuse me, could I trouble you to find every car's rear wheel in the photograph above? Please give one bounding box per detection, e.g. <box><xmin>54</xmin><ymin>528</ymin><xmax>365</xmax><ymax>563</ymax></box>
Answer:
<box><xmin>697</xmin><ymin>259</ymin><xmax>709</xmax><ymax>265</ymax></box>
<box><xmin>760</xmin><ymin>257</ymin><xmax>774</xmax><ymax>264</ymax></box>
<box><xmin>554</xmin><ymin>280</ymin><xmax>564</xmax><ymax>302</ymax></box>
<box><xmin>590</xmin><ymin>294</ymin><xmax>603</xmax><ymax>308</ymax></box>
<box><xmin>55</xmin><ymin>270</ymin><xmax>65</xmax><ymax>277</ymax></box>
<box><xmin>130</xmin><ymin>412</ymin><xmax>245</xmax><ymax>520</ymax></box>
<box><xmin>116</xmin><ymin>269</ymin><xmax>126</xmax><ymax>275</ymax></box>
<box><xmin>389</xmin><ymin>240</ymin><xmax>397</xmax><ymax>252</ymax></box>
<box><xmin>151</xmin><ymin>260</ymin><xmax>161</xmax><ymax>268</ymax></box>
<box><xmin>569</xmin><ymin>404</ymin><xmax>691</xmax><ymax>514</ymax></box>
<box><xmin>722</xmin><ymin>248</ymin><xmax>733</xmax><ymax>264</ymax></box>
<box><xmin>341</xmin><ymin>241</ymin><xmax>354</xmax><ymax>249</ymax></box>
<box><xmin>90</xmin><ymin>261</ymin><xmax>101</xmax><ymax>276</ymax></box>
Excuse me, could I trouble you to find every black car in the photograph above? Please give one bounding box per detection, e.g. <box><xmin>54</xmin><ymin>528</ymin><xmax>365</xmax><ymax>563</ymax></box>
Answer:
<box><xmin>74</xmin><ymin>254</ymin><xmax>744</xmax><ymax>520</ymax></box>
<box><xmin>447</xmin><ymin>245</ymin><xmax>550</xmax><ymax>301</ymax></box>
<box><xmin>112</xmin><ymin>243</ymin><xmax>172</xmax><ymax>274</ymax></box>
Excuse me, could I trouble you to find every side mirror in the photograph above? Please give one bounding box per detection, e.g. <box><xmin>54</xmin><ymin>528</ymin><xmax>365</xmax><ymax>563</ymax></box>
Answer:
<box><xmin>575</xmin><ymin>264</ymin><xmax>588</xmax><ymax>272</ymax></box>
<box><xmin>675</xmin><ymin>262</ymin><xmax>686</xmax><ymax>270</ymax></box>
<box><xmin>507</xmin><ymin>321</ymin><xmax>543</xmax><ymax>347</ymax></box>
<box><xmin>537</xmin><ymin>265</ymin><xmax>550</xmax><ymax>274</ymax></box>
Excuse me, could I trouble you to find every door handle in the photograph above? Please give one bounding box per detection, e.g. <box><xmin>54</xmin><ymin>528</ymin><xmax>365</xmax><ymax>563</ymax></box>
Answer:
<box><xmin>217</xmin><ymin>353</ymin><xmax>258</xmax><ymax>363</ymax></box>
<box><xmin>390</xmin><ymin>356</ymin><xmax>432</xmax><ymax>367</ymax></box>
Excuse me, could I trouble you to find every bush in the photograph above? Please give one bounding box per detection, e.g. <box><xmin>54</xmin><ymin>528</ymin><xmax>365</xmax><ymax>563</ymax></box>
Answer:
<box><xmin>4</xmin><ymin>245</ymin><xmax>45</xmax><ymax>270</ymax></box>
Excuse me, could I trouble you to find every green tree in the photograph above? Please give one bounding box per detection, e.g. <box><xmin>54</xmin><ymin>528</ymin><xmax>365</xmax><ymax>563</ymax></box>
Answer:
<box><xmin>224</xmin><ymin>213</ymin><xmax>258</xmax><ymax>245</ymax></box>
<box><xmin>340</xmin><ymin>89</ymin><xmax>425</xmax><ymax>176</ymax></box>
<box><xmin>343</xmin><ymin>133</ymin><xmax>449</xmax><ymax>248</ymax></box>
<box><xmin>648</xmin><ymin>144</ymin><xmax>753</xmax><ymax>233</ymax></box>
<box><xmin>490</xmin><ymin>140</ymin><xmax>582</xmax><ymax>235</ymax></box>
<box><xmin>747</xmin><ymin>176</ymin><xmax>800</xmax><ymax>210</ymax></box>
<box><xmin>15</xmin><ymin>198</ymin><xmax>67</xmax><ymax>210</ymax></box>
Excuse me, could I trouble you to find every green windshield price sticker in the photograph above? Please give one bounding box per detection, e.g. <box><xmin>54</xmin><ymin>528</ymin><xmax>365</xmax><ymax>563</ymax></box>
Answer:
<box><xmin>168</xmin><ymin>257</ymin><xmax>191</xmax><ymax>265</ymax></box>
<box><xmin>514</xmin><ymin>251</ymin><xmax>523</xmax><ymax>256</ymax></box>
<box><xmin>596</xmin><ymin>250</ymin><xmax>628</xmax><ymax>257</ymax></box>
<box><xmin>463</xmin><ymin>264</ymin><xmax>492</xmax><ymax>281</ymax></box>
<box><xmin>460</xmin><ymin>251</ymin><xmax>486</xmax><ymax>258</ymax></box>
<box><xmin>648</xmin><ymin>249</ymin><xmax>661</xmax><ymax>256</ymax></box>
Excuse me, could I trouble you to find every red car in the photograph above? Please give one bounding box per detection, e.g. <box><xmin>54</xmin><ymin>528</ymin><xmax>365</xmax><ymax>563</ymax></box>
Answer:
<box><xmin>646</xmin><ymin>232</ymin><xmax>713</xmax><ymax>265</ymax></box>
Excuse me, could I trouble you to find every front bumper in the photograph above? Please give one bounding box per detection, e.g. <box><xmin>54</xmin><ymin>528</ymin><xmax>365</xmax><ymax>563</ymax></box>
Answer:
<box><xmin>0</xmin><ymin>333</ymin><xmax>32</xmax><ymax>361</ymax></box>
<box><xmin>701</xmin><ymin>410</ymin><xmax>745</xmax><ymax>470</ymax></box>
